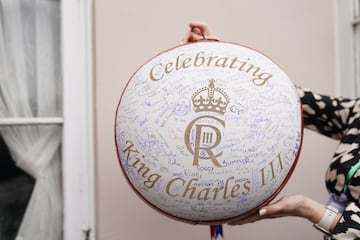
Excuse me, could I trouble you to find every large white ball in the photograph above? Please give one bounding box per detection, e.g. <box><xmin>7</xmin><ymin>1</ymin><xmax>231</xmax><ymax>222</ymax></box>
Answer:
<box><xmin>115</xmin><ymin>41</ymin><xmax>303</xmax><ymax>225</ymax></box>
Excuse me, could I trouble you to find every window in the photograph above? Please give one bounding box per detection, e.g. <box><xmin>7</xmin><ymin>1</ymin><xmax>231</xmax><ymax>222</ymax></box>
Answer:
<box><xmin>0</xmin><ymin>1</ymin><xmax>63</xmax><ymax>239</ymax></box>
<box><xmin>61</xmin><ymin>0</ymin><xmax>96</xmax><ymax>239</ymax></box>
<box><xmin>334</xmin><ymin>0</ymin><xmax>360</xmax><ymax>97</ymax></box>
<box><xmin>355</xmin><ymin>0</ymin><xmax>360</xmax><ymax>95</ymax></box>
<box><xmin>0</xmin><ymin>0</ymin><xmax>95</xmax><ymax>239</ymax></box>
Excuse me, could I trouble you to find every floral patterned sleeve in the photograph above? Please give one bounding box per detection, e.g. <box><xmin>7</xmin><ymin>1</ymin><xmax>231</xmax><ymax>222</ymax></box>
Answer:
<box><xmin>296</xmin><ymin>86</ymin><xmax>356</xmax><ymax>140</ymax></box>
<box><xmin>296</xmin><ymin>86</ymin><xmax>360</xmax><ymax>239</ymax></box>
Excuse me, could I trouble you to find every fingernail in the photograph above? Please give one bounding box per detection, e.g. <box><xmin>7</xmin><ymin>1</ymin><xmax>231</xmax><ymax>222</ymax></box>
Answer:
<box><xmin>259</xmin><ymin>208</ymin><xmax>267</xmax><ymax>216</ymax></box>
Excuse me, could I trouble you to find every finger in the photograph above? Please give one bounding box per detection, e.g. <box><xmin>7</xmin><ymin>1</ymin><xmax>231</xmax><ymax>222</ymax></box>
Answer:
<box><xmin>259</xmin><ymin>196</ymin><xmax>296</xmax><ymax>217</ymax></box>
<box><xmin>190</xmin><ymin>26</ymin><xmax>203</xmax><ymax>36</ymax></box>
<box><xmin>184</xmin><ymin>32</ymin><xmax>203</xmax><ymax>43</ymax></box>
<box><xmin>258</xmin><ymin>206</ymin><xmax>288</xmax><ymax>218</ymax></box>
<box><xmin>189</xmin><ymin>22</ymin><xmax>208</xmax><ymax>32</ymax></box>
<box><xmin>189</xmin><ymin>22</ymin><xmax>208</xmax><ymax>37</ymax></box>
<box><xmin>190</xmin><ymin>22</ymin><xmax>219</xmax><ymax>41</ymax></box>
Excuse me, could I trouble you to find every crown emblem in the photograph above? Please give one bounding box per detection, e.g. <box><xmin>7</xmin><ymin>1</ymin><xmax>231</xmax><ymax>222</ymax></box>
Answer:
<box><xmin>191</xmin><ymin>79</ymin><xmax>229</xmax><ymax>115</ymax></box>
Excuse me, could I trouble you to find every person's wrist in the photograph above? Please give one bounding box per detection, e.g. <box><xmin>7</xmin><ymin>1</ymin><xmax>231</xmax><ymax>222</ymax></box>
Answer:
<box><xmin>302</xmin><ymin>197</ymin><xmax>326</xmax><ymax>224</ymax></box>
<box><xmin>301</xmin><ymin>197</ymin><xmax>342</xmax><ymax>234</ymax></box>
<box><xmin>313</xmin><ymin>205</ymin><xmax>340</xmax><ymax>235</ymax></box>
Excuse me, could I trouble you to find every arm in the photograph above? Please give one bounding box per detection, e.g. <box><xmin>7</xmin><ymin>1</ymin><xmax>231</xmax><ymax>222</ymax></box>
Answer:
<box><xmin>229</xmin><ymin>195</ymin><xmax>341</xmax><ymax>234</ymax></box>
<box><xmin>297</xmin><ymin>86</ymin><xmax>357</xmax><ymax>140</ymax></box>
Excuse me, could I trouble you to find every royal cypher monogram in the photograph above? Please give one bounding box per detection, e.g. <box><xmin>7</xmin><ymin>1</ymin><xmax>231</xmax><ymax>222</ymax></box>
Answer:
<box><xmin>184</xmin><ymin>79</ymin><xmax>228</xmax><ymax>168</ymax></box>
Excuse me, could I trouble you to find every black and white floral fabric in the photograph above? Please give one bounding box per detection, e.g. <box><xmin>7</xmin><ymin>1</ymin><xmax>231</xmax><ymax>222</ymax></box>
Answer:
<box><xmin>297</xmin><ymin>86</ymin><xmax>360</xmax><ymax>239</ymax></box>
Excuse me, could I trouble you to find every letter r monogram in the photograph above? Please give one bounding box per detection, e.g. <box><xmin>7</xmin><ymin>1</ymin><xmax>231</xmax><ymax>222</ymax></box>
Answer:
<box><xmin>184</xmin><ymin>116</ymin><xmax>225</xmax><ymax>167</ymax></box>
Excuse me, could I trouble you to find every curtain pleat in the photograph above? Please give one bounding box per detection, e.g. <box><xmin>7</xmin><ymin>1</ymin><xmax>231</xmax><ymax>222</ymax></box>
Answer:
<box><xmin>0</xmin><ymin>0</ymin><xmax>62</xmax><ymax>239</ymax></box>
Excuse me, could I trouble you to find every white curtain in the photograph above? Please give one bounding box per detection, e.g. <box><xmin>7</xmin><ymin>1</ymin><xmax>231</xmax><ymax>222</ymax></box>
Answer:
<box><xmin>0</xmin><ymin>0</ymin><xmax>62</xmax><ymax>239</ymax></box>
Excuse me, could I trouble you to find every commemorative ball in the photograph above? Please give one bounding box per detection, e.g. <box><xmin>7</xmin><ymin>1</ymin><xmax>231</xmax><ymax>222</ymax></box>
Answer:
<box><xmin>114</xmin><ymin>40</ymin><xmax>303</xmax><ymax>224</ymax></box>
